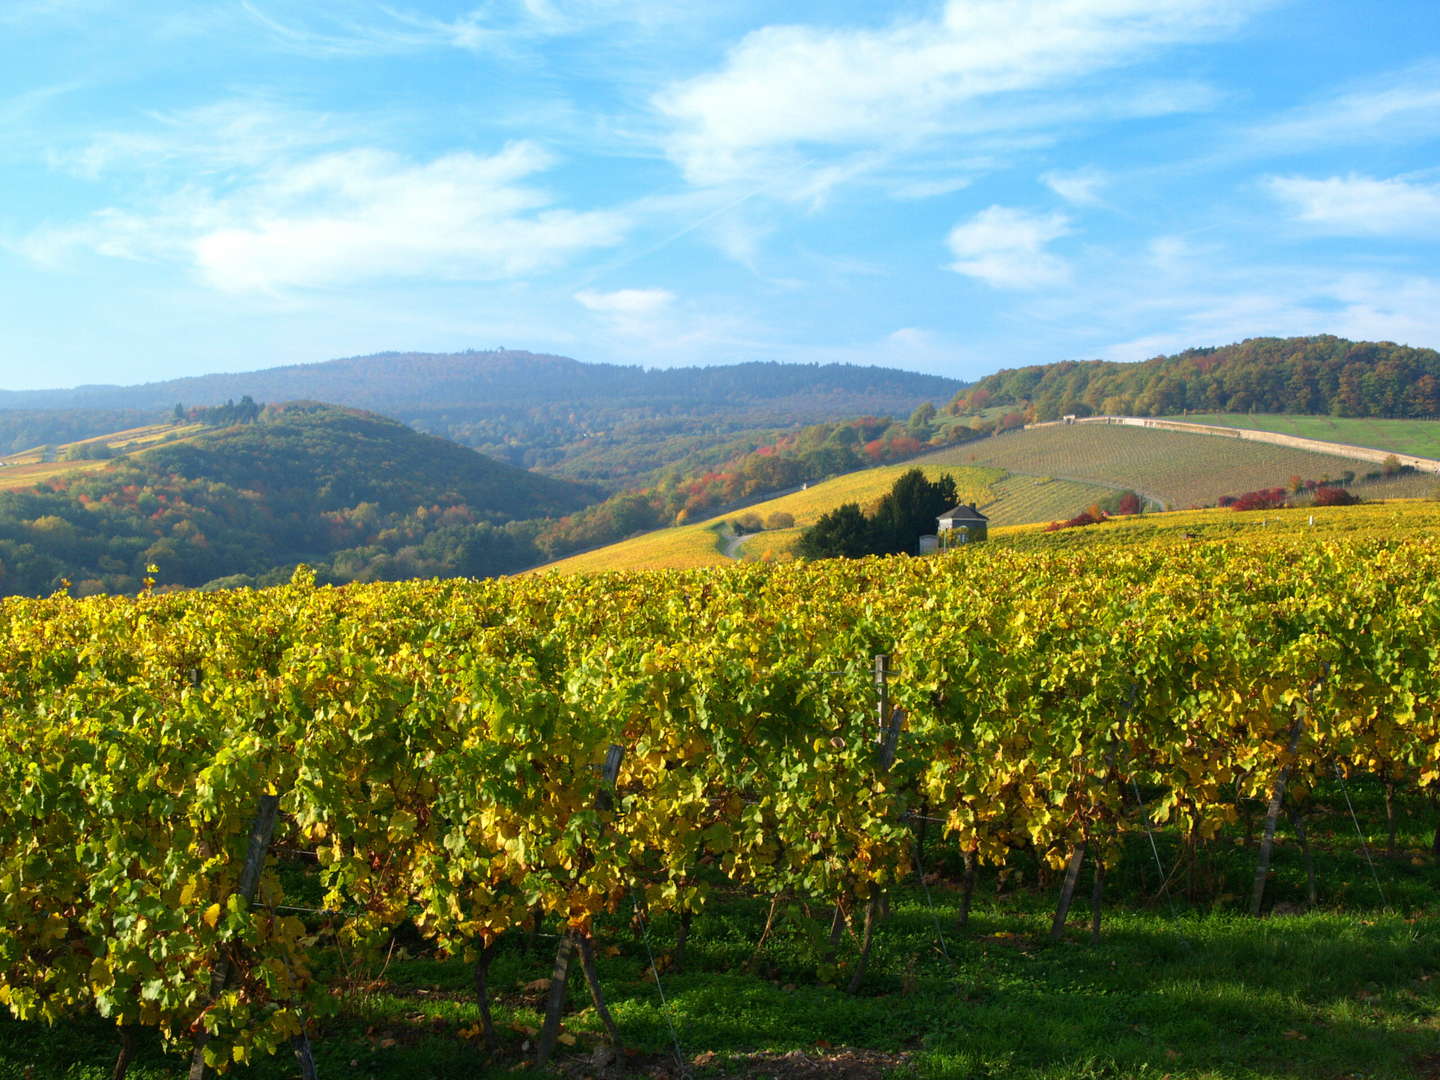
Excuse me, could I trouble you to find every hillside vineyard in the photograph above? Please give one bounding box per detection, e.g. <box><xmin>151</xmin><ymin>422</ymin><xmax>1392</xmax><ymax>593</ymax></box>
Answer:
<box><xmin>1</xmin><ymin>532</ymin><xmax>1437</xmax><ymax>1068</ymax></box>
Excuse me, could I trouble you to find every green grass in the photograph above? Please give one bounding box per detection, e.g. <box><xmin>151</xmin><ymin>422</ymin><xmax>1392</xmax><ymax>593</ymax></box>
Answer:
<box><xmin>4</xmin><ymin>777</ymin><xmax>1437</xmax><ymax>1080</ymax></box>
<box><xmin>1176</xmin><ymin>414</ymin><xmax>1440</xmax><ymax>460</ymax></box>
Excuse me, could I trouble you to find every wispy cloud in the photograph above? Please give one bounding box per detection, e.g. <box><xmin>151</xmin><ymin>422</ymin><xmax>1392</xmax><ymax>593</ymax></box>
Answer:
<box><xmin>240</xmin><ymin>0</ymin><xmax>692</xmax><ymax>59</ymax></box>
<box><xmin>947</xmin><ymin>206</ymin><xmax>1072</xmax><ymax>289</ymax></box>
<box><xmin>21</xmin><ymin>141</ymin><xmax>629</xmax><ymax>293</ymax></box>
<box><xmin>0</xmin><ymin>0</ymin><xmax>111</xmax><ymax>26</ymax></box>
<box><xmin>240</xmin><ymin>1</ymin><xmax>505</xmax><ymax>58</ymax></box>
<box><xmin>654</xmin><ymin>0</ymin><xmax>1263</xmax><ymax>187</ymax></box>
<box><xmin>1042</xmin><ymin>166</ymin><xmax>1109</xmax><ymax>206</ymax></box>
<box><xmin>1248</xmin><ymin>60</ymin><xmax>1440</xmax><ymax>150</ymax></box>
<box><xmin>1267</xmin><ymin>173</ymin><xmax>1440</xmax><ymax>236</ymax></box>
<box><xmin>575</xmin><ymin>286</ymin><xmax>675</xmax><ymax>336</ymax></box>
<box><xmin>54</xmin><ymin>98</ymin><xmax>363</xmax><ymax>178</ymax></box>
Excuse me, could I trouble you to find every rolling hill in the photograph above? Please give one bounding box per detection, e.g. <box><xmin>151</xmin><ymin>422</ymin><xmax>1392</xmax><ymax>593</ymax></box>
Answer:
<box><xmin>0</xmin><ymin>351</ymin><xmax>963</xmax><ymax>484</ymax></box>
<box><xmin>952</xmin><ymin>335</ymin><xmax>1440</xmax><ymax>421</ymax></box>
<box><xmin>0</xmin><ymin>403</ymin><xmax>595</xmax><ymax>597</ymax></box>
<box><xmin>533</xmin><ymin>418</ymin><xmax>1434</xmax><ymax>573</ymax></box>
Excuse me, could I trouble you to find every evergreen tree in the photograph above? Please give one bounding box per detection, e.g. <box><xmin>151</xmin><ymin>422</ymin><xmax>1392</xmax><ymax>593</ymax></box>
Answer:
<box><xmin>796</xmin><ymin>503</ymin><xmax>874</xmax><ymax>559</ymax></box>
<box><xmin>798</xmin><ymin>469</ymin><xmax>960</xmax><ymax>559</ymax></box>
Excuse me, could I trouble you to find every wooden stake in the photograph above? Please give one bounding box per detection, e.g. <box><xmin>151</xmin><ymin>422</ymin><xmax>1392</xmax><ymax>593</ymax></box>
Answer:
<box><xmin>1049</xmin><ymin>843</ymin><xmax>1087</xmax><ymax>941</ymax></box>
<box><xmin>189</xmin><ymin>792</ymin><xmax>281</xmax><ymax>1080</ymax></box>
<box><xmin>845</xmin><ymin>897</ymin><xmax>878</xmax><ymax>994</ymax></box>
<box><xmin>673</xmin><ymin>909</ymin><xmax>692</xmax><ymax>972</ymax></box>
<box><xmin>291</xmin><ymin>1033</ymin><xmax>318</xmax><ymax>1080</ymax></box>
<box><xmin>1250</xmin><ymin>714</ymin><xmax>1305</xmax><ymax>917</ymax></box>
<box><xmin>576</xmin><ymin>933</ymin><xmax>620</xmax><ymax>1044</ymax></box>
<box><xmin>1088</xmin><ymin>860</ymin><xmax>1106</xmax><ymax>945</ymax></box>
<box><xmin>1383</xmin><ymin>772</ymin><xmax>1398</xmax><ymax>856</ymax></box>
<box><xmin>846</xmin><ymin>686</ymin><xmax>904</xmax><ymax>994</ymax></box>
<box><xmin>472</xmin><ymin>941</ymin><xmax>497</xmax><ymax>1048</ymax></box>
<box><xmin>110</xmin><ymin>1026</ymin><xmax>135</xmax><ymax>1080</ymax></box>
<box><xmin>957</xmin><ymin>848</ymin><xmax>977</xmax><ymax>930</ymax></box>
<box><xmin>534</xmin><ymin>932</ymin><xmax>575</xmax><ymax>1067</ymax></box>
<box><xmin>1288</xmin><ymin>805</ymin><xmax>1317</xmax><ymax>908</ymax></box>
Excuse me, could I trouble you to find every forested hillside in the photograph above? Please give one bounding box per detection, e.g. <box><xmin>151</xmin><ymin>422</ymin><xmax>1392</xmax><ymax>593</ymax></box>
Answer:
<box><xmin>951</xmin><ymin>336</ymin><xmax>1440</xmax><ymax>421</ymax></box>
<box><xmin>0</xmin><ymin>351</ymin><xmax>962</xmax><ymax>484</ymax></box>
<box><xmin>0</xmin><ymin>403</ymin><xmax>594</xmax><ymax>596</ymax></box>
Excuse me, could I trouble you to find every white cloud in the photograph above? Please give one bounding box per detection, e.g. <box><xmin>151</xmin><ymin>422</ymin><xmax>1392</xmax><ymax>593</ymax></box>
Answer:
<box><xmin>946</xmin><ymin>206</ymin><xmax>1071</xmax><ymax>289</ymax></box>
<box><xmin>20</xmin><ymin>141</ymin><xmax>629</xmax><ymax>293</ymax></box>
<box><xmin>574</xmin><ymin>287</ymin><xmax>676</xmax><ymax>338</ymax></box>
<box><xmin>1267</xmin><ymin>173</ymin><xmax>1440</xmax><ymax>236</ymax></box>
<box><xmin>890</xmin><ymin>176</ymin><xmax>972</xmax><ymax>200</ymax></box>
<box><xmin>655</xmin><ymin>0</ymin><xmax>1263</xmax><ymax>185</ymax></box>
<box><xmin>1042</xmin><ymin>166</ymin><xmax>1108</xmax><ymax>206</ymax></box>
<box><xmin>575</xmin><ymin>287</ymin><xmax>674</xmax><ymax>315</ymax></box>
<box><xmin>1249</xmin><ymin>61</ymin><xmax>1440</xmax><ymax>149</ymax></box>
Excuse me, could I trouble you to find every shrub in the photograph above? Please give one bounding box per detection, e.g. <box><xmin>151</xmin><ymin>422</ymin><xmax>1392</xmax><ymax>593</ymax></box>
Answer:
<box><xmin>1229</xmin><ymin>488</ymin><xmax>1289</xmax><ymax>512</ymax></box>
<box><xmin>1312</xmin><ymin>486</ymin><xmax>1360</xmax><ymax>507</ymax></box>
<box><xmin>764</xmin><ymin>511</ymin><xmax>795</xmax><ymax>530</ymax></box>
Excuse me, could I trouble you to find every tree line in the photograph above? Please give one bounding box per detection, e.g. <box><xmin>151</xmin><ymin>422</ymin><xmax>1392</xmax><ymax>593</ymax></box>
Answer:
<box><xmin>949</xmin><ymin>335</ymin><xmax>1440</xmax><ymax>422</ymax></box>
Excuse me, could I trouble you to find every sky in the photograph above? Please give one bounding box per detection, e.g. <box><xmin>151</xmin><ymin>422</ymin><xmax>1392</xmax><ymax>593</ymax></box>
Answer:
<box><xmin>2</xmin><ymin>0</ymin><xmax>1440</xmax><ymax>391</ymax></box>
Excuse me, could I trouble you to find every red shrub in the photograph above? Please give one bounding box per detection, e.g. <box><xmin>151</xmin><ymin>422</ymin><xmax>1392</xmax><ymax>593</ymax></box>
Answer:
<box><xmin>1229</xmin><ymin>488</ymin><xmax>1289</xmax><ymax>512</ymax></box>
<box><xmin>1312</xmin><ymin>486</ymin><xmax>1360</xmax><ymax>507</ymax></box>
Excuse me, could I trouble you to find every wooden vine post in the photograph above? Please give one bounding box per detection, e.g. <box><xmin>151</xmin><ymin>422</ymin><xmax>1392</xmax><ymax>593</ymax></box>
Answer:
<box><xmin>847</xmin><ymin>656</ymin><xmax>904</xmax><ymax>994</ymax></box>
<box><xmin>534</xmin><ymin>744</ymin><xmax>625</xmax><ymax>1067</ymax></box>
<box><xmin>188</xmin><ymin>792</ymin><xmax>284</xmax><ymax>1080</ymax></box>
<box><xmin>1250</xmin><ymin>707</ymin><xmax>1308</xmax><ymax>916</ymax></box>
<box><xmin>1048</xmin><ymin>843</ymin><xmax>1087</xmax><ymax>941</ymax></box>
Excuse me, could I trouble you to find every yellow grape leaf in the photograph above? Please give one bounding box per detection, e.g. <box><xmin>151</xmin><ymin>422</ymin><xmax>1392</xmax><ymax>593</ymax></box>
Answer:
<box><xmin>203</xmin><ymin>903</ymin><xmax>222</xmax><ymax>928</ymax></box>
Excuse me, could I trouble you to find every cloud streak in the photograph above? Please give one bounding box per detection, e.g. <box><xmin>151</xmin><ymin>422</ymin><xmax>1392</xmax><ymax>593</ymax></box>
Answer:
<box><xmin>1267</xmin><ymin>173</ymin><xmax>1440</xmax><ymax>236</ymax></box>
<box><xmin>21</xmin><ymin>141</ymin><xmax>630</xmax><ymax>293</ymax></box>
<box><xmin>654</xmin><ymin>0</ymin><xmax>1264</xmax><ymax>186</ymax></box>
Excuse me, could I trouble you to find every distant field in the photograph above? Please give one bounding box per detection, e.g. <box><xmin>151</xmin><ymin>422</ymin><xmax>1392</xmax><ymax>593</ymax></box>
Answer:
<box><xmin>918</xmin><ymin>423</ymin><xmax>1375</xmax><ymax>508</ymax></box>
<box><xmin>0</xmin><ymin>459</ymin><xmax>109</xmax><ymax>491</ymax></box>
<box><xmin>534</xmin><ymin>464</ymin><xmax>1007</xmax><ymax>574</ymax></box>
<box><xmin>1175</xmin><ymin>413</ymin><xmax>1440</xmax><ymax>459</ymax></box>
<box><xmin>739</xmin><ymin>526</ymin><xmax>803</xmax><ymax>563</ymax></box>
<box><xmin>527</xmin><ymin>421</ymin><xmax>1439</xmax><ymax>575</ymax></box>
<box><xmin>0</xmin><ymin>421</ymin><xmax>199</xmax><ymax>491</ymax></box>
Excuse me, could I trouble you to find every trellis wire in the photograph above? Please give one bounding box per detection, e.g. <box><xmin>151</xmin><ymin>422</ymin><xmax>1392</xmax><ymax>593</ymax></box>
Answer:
<box><xmin>1334</xmin><ymin>763</ymin><xmax>1389</xmax><ymax>907</ymax></box>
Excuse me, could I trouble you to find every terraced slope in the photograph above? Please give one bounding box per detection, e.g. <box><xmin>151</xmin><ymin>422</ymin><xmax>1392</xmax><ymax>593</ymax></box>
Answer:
<box><xmin>915</xmin><ymin>423</ymin><xmax>1373</xmax><ymax>508</ymax></box>
<box><xmin>0</xmin><ymin>421</ymin><xmax>202</xmax><ymax>491</ymax></box>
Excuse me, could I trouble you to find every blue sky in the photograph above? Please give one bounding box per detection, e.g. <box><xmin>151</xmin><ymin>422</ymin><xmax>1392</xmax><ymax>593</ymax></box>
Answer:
<box><xmin>3</xmin><ymin>0</ymin><xmax>1440</xmax><ymax>391</ymax></box>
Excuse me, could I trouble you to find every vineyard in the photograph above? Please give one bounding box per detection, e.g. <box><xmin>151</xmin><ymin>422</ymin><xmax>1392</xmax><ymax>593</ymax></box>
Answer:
<box><xmin>918</xmin><ymin>424</ymin><xmax>1380</xmax><ymax>509</ymax></box>
<box><xmin>2</xmin><ymin>521</ymin><xmax>1440</xmax><ymax>1078</ymax></box>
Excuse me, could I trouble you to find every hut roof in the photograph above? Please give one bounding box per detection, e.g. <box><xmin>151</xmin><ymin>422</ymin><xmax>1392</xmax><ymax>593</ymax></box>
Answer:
<box><xmin>938</xmin><ymin>503</ymin><xmax>989</xmax><ymax>523</ymax></box>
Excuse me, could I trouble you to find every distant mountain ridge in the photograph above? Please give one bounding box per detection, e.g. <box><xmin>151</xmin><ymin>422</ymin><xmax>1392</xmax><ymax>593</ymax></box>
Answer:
<box><xmin>0</xmin><ymin>350</ymin><xmax>962</xmax><ymax>412</ymax></box>
<box><xmin>0</xmin><ymin>350</ymin><xmax>964</xmax><ymax>483</ymax></box>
